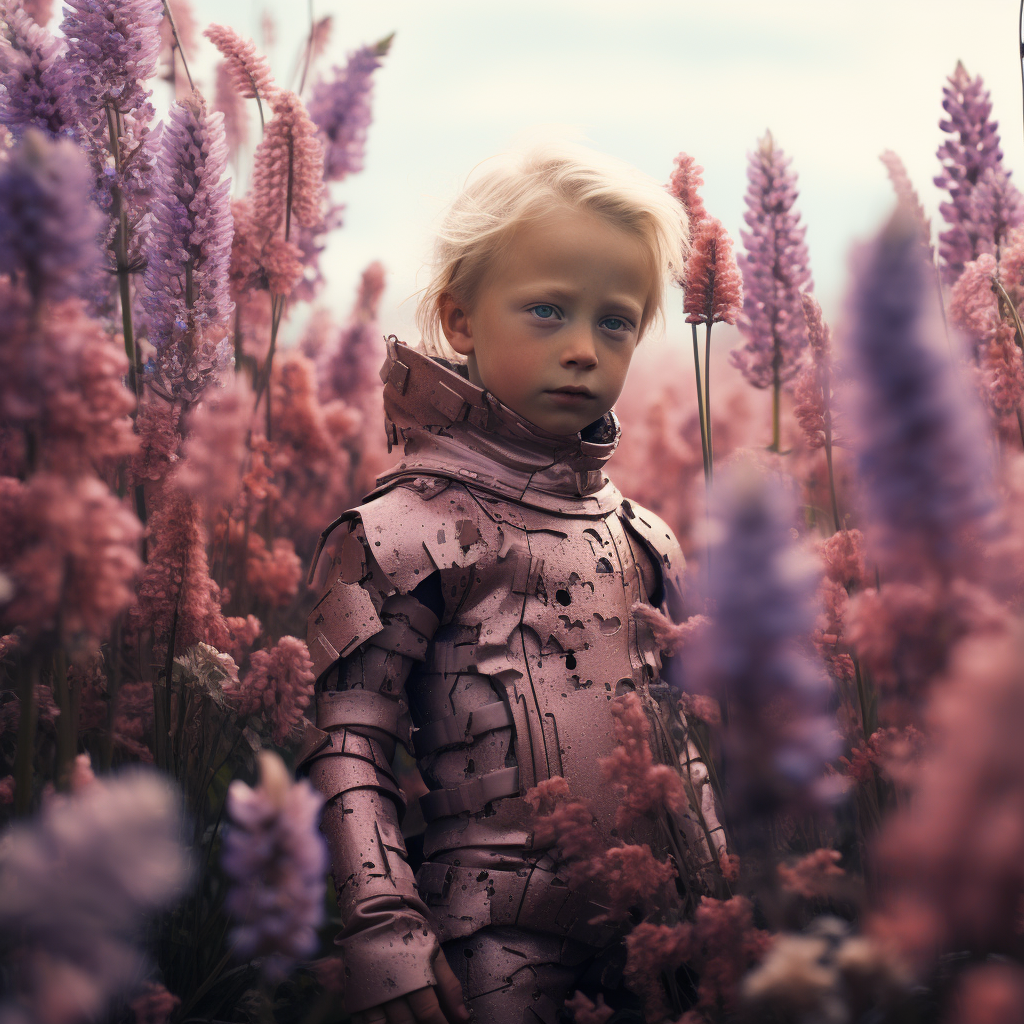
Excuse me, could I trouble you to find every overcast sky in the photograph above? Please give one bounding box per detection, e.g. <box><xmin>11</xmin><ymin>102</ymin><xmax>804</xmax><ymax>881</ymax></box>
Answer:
<box><xmin>184</xmin><ymin>0</ymin><xmax>1024</xmax><ymax>356</ymax></box>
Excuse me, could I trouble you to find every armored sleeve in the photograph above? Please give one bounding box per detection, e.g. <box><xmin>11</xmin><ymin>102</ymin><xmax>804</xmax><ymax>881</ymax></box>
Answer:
<box><xmin>303</xmin><ymin>516</ymin><xmax>443</xmax><ymax>1015</ymax></box>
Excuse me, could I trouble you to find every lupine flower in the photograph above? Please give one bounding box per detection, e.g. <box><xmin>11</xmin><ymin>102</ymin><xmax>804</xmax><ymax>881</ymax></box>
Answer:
<box><xmin>213</xmin><ymin>59</ymin><xmax>249</xmax><ymax>157</ymax></box>
<box><xmin>598</xmin><ymin>692</ymin><xmax>688</xmax><ymax>830</ymax></box>
<box><xmin>935</xmin><ymin>62</ymin><xmax>1020</xmax><ymax>284</ymax></box>
<box><xmin>777</xmin><ymin>849</ymin><xmax>844</xmax><ymax>899</ymax></box>
<box><xmin>0</xmin><ymin>130</ymin><xmax>103</xmax><ymax>301</ymax></box>
<box><xmin>251</xmin><ymin>90</ymin><xmax>325</xmax><ymax>238</ymax></box>
<box><xmin>203</xmin><ymin>24</ymin><xmax>277</xmax><ymax>104</ymax></box>
<box><xmin>221</xmin><ymin>750</ymin><xmax>327</xmax><ymax>979</ymax></box>
<box><xmin>967</xmin><ymin>166</ymin><xmax>1024</xmax><ymax>260</ymax></box>
<box><xmin>732</xmin><ymin>132</ymin><xmax>812</xmax><ymax>391</ymax></box>
<box><xmin>684</xmin><ymin>462</ymin><xmax>840</xmax><ymax>823</ymax></box>
<box><xmin>61</xmin><ymin>0</ymin><xmax>163</xmax><ymax>134</ymax></box>
<box><xmin>868</xmin><ymin>627</ymin><xmax>1024</xmax><ymax>971</ymax></box>
<box><xmin>683</xmin><ymin>216</ymin><xmax>742</xmax><ymax>326</ymax></box>
<box><xmin>224</xmin><ymin>635</ymin><xmax>313</xmax><ymax>744</ymax></box>
<box><xmin>320</xmin><ymin>260</ymin><xmax>386</xmax><ymax>406</ymax></box>
<box><xmin>261</xmin><ymin>10</ymin><xmax>276</xmax><ymax>49</ymax></box>
<box><xmin>0</xmin><ymin>285</ymin><xmax>137</xmax><ymax>474</ymax></box>
<box><xmin>842</xmin><ymin>210</ymin><xmax>996</xmax><ymax>582</ymax></box>
<box><xmin>624</xmin><ymin>898</ymin><xmax>772</xmax><ymax>1023</ymax></box>
<box><xmin>949</xmin><ymin>252</ymin><xmax>1000</xmax><ymax>345</ymax></box>
<box><xmin>524</xmin><ymin>777</ymin><xmax>677</xmax><ymax>925</ymax></box>
<box><xmin>307</xmin><ymin>39</ymin><xmax>387</xmax><ymax>182</ymax></box>
<box><xmin>979</xmin><ymin>322</ymin><xmax>1024</xmax><ymax>416</ymax></box>
<box><xmin>21</xmin><ymin>0</ymin><xmax>52</xmax><ymax>25</ymax></box>
<box><xmin>142</xmin><ymin>92</ymin><xmax>235</xmax><ymax>400</ymax></box>
<box><xmin>792</xmin><ymin>293</ymin><xmax>836</xmax><ymax>450</ymax></box>
<box><xmin>128</xmin><ymin>391</ymin><xmax>182</xmax><ymax>488</ymax></box>
<box><xmin>0</xmin><ymin>769</ymin><xmax>189</xmax><ymax>1024</ymax></box>
<box><xmin>243</xmin><ymin>534</ymin><xmax>303</xmax><ymax>610</ymax></box>
<box><xmin>0</xmin><ymin>472</ymin><xmax>143</xmax><ymax>651</ymax></box>
<box><xmin>667</xmin><ymin>151</ymin><xmax>707</xmax><ymax>231</ymax></box>
<box><xmin>0</xmin><ymin>5</ymin><xmax>76</xmax><ymax>137</ymax></box>
<box><xmin>172</xmin><ymin>373</ymin><xmax>254</xmax><ymax>513</ymax></box>
<box><xmin>880</xmin><ymin>150</ymin><xmax>932</xmax><ymax>252</ymax></box>
<box><xmin>129</xmin><ymin>488</ymin><xmax>230</xmax><ymax>658</ymax></box>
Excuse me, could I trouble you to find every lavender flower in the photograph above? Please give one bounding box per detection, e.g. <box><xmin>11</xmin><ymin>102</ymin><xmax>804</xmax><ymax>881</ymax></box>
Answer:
<box><xmin>0</xmin><ymin>769</ymin><xmax>189</xmax><ymax>1024</ymax></box>
<box><xmin>142</xmin><ymin>91</ymin><xmax>234</xmax><ymax>401</ymax></box>
<box><xmin>0</xmin><ymin>3</ymin><xmax>77</xmax><ymax>137</ymax></box>
<box><xmin>732</xmin><ymin>132</ymin><xmax>812</xmax><ymax>448</ymax></box>
<box><xmin>0</xmin><ymin>129</ymin><xmax>104</xmax><ymax>301</ymax></box>
<box><xmin>935</xmin><ymin>62</ymin><xmax>1023</xmax><ymax>284</ymax></box>
<box><xmin>307</xmin><ymin>37</ymin><xmax>389</xmax><ymax>183</ymax></box>
<box><xmin>843</xmin><ymin>210</ymin><xmax>996</xmax><ymax>582</ymax></box>
<box><xmin>685</xmin><ymin>462</ymin><xmax>840</xmax><ymax>823</ymax></box>
<box><xmin>60</xmin><ymin>0</ymin><xmax>163</xmax><ymax>135</ymax></box>
<box><xmin>221</xmin><ymin>751</ymin><xmax>327</xmax><ymax>979</ymax></box>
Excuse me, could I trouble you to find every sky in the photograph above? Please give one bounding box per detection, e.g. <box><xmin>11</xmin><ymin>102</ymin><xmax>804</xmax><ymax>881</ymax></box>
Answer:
<box><xmin>188</xmin><ymin>0</ymin><xmax>1024</xmax><ymax>358</ymax></box>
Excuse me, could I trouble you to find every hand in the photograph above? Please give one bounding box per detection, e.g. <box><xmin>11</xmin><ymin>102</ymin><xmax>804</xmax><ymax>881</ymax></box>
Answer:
<box><xmin>353</xmin><ymin>954</ymin><xmax>471</xmax><ymax>1024</ymax></box>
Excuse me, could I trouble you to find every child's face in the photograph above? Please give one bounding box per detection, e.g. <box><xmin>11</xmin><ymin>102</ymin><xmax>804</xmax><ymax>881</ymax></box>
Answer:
<box><xmin>440</xmin><ymin>206</ymin><xmax>652</xmax><ymax>435</ymax></box>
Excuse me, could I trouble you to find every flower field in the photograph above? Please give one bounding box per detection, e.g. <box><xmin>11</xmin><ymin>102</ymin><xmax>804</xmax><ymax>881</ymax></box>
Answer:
<box><xmin>2</xmin><ymin>2</ymin><xmax>1024</xmax><ymax>1022</ymax></box>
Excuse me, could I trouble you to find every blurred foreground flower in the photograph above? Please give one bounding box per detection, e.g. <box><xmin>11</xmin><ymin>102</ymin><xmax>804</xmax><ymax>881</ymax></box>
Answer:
<box><xmin>842</xmin><ymin>210</ymin><xmax>995</xmax><ymax>584</ymax></box>
<box><xmin>221</xmin><ymin>750</ymin><xmax>327</xmax><ymax>980</ymax></box>
<box><xmin>0</xmin><ymin>767</ymin><xmax>189</xmax><ymax>1024</ymax></box>
<box><xmin>686</xmin><ymin>462</ymin><xmax>841</xmax><ymax>827</ymax></box>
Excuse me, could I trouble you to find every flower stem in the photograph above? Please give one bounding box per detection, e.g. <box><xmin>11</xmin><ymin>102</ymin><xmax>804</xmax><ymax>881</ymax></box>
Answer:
<box><xmin>691</xmin><ymin>323</ymin><xmax>710</xmax><ymax>484</ymax></box>
<box><xmin>771</xmin><ymin>359</ymin><xmax>781</xmax><ymax>453</ymax></box>
<box><xmin>704</xmin><ymin>321</ymin><xmax>714</xmax><ymax>481</ymax></box>
<box><xmin>14</xmin><ymin>649</ymin><xmax>39</xmax><ymax>815</ymax></box>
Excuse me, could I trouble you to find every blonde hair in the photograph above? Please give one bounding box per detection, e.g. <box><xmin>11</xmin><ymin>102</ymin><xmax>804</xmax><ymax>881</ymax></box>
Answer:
<box><xmin>415</xmin><ymin>142</ymin><xmax>690</xmax><ymax>358</ymax></box>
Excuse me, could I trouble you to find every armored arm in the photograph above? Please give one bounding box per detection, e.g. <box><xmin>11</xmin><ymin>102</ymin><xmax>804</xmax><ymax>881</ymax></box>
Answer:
<box><xmin>303</xmin><ymin>518</ymin><xmax>443</xmax><ymax>1015</ymax></box>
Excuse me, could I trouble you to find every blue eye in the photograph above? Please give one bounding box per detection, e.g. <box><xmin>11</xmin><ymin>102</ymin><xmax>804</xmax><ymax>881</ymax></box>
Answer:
<box><xmin>601</xmin><ymin>317</ymin><xmax>632</xmax><ymax>332</ymax></box>
<box><xmin>530</xmin><ymin>304</ymin><xmax>559</xmax><ymax>320</ymax></box>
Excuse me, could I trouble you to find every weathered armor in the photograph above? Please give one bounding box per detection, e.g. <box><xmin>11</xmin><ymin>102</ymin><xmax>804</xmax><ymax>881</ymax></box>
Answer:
<box><xmin>303</xmin><ymin>338</ymin><xmax>725</xmax><ymax>1020</ymax></box>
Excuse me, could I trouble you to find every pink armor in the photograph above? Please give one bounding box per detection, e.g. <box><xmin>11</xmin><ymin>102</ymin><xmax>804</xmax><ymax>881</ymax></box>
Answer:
<box><xmin>303</xmin><ymin>339</ymin><xmax>725</xmax><ymax>1021</ymax></box>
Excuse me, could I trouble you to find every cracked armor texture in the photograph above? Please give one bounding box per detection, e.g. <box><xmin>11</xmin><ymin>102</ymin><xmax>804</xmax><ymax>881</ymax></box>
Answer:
<box><xmin>304</xmin><ymin>339</ymin><xmax>724</xmax><ymax>1017</ymax></box>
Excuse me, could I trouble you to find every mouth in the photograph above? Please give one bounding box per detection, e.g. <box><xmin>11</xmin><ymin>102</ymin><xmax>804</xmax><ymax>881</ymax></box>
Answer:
<box><xmin>547</xmin><ymin>386</ymin><xmax>594</xmax><ymax>397</ymax></box>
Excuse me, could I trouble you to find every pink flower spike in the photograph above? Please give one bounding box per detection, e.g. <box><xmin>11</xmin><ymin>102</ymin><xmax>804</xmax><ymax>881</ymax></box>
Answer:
<box><xmin>667</xmin><ymin>151</ymin><xmax>707</xmax><ymax>232</ymax></box>
<box><xmin>250</xmin><ymin>90</ymin><xmax>325</xmax><ymax>240</ymax></box>
<box><xmin>203</xmin><ymin>24</ymin><xmax>277</xmax><ymax>103</ymax></box>
<box><xmin>683</xmin><ymin>216</ymin><xmax>743</xmax><ymax>326</ymax></box>
<box><xmin>880</xmin><ymin>150</ymin><xmax>933</xmax><ymax>255</ymax></box>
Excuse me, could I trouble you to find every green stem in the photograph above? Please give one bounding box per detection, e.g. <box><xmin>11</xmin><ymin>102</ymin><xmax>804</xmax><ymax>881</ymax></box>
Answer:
<box><xmin>14</xmin><ymin>650</ymin><xmax>39</xmax><ymax>815</ymax></box>
<box><xmin>161</xmin><ymin>0</ymin><xmax>196</xmax><ymax>91</ymax></box>
<box><xmin>771</xmin><ymin>359</ymin><xmax>781</xmax><ymax>453</ymax></box>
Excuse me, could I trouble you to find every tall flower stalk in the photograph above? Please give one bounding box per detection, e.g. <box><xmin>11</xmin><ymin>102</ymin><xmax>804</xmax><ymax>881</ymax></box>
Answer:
<box><xmin>142</xmin><ymin>91</ymin><xmax>234</xmax><ymax>405</ymax></box>
<box><xmin>733</xmin><ymin>132</ymin><xmax>813</xmax><ymax>452</ymax></box>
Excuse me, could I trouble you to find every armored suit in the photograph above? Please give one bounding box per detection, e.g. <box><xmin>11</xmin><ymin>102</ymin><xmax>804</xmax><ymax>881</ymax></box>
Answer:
<box><xmin>303</xmin><ymin>339</ymin><xmax>725</xmax><ymax>1022</ymax></box>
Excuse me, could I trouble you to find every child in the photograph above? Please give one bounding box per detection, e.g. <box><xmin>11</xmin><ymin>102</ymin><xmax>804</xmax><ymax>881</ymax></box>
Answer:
<box><xmin>302</xmin><ymin>143</ymin><xmax>725</xmax><ymax>1024</ymax></box>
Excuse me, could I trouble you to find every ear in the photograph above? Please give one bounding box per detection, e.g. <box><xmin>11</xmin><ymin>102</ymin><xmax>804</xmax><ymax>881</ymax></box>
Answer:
<box><xmin>439</xmin><ymin>292</ymin><xmax>475</xmax><ymax>357</ymax></box>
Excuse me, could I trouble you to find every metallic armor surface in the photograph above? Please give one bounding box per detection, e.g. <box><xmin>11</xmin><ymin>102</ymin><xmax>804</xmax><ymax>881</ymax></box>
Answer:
<box><xmin>303</xmin><ymin>339</ymin><xmax>725</xmax><ymax>1019</ymax></box>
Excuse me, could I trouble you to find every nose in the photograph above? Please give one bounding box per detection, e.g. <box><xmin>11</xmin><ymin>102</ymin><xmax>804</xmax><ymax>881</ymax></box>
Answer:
<box><xmin>559</xmin><ymin>325</ymin><xmax>598</xmax><ymax>370</ymax></box>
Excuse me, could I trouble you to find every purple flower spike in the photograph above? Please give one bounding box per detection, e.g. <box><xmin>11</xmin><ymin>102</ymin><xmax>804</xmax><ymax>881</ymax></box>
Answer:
<box><xmin>935</xmin><ymin>62</ymin><xmax>1023</xmax><ymax>285</ymax></box>
<box><xmin>61</xmin><ymin>0</ymin><xmax>163</xmax><ymax>134</ymax></box>
<box><xmin>307</xmin><ymin>37</ymin><xmax>389</xmax><ymax>183</ymax></box>
<box><xmin>0</xmin><ymin>769</ymin><xmax>189</xmax><ymax>1024</ymax></box>
<box><xmin>843</xmin><ymin>211</ymin><xmax>996</xmax><ymax>582</ymax></box>
<box><xmin>143</xmin><ymin>92</ymin><xmax>234</xmax><ymax>400</ymax></box>
<box><xmin>731</xmin><ymin>131</ymin><xmax>812</xmax><ymax>393</ymax></box>
<box><xmin>0</xmin><ymin>4</ymin><xmax>77</xmax><ymax>137</ymax></box>
<box><xmin>222</xmin><ymin>751</ymin><xmax>328</xmax><ymax>980</ymax></box>
<box><xmin>686</xmin><ymin>462</ymin><xmax>840</xmax><ymax>823</ymax></box>
<box><xmin>0</xmin><ymin>128</ymin><xmax>104</xmax><ymax>300</ymax></box>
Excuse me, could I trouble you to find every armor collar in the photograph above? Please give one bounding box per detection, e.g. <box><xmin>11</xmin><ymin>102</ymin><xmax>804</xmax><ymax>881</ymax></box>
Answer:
<box><xmin>372</xmin><ymin>337</ymin><xmax>622</xmax><ymax>513</ymax></box>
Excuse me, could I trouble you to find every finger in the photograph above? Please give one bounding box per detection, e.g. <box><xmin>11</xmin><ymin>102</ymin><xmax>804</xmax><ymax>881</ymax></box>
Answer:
<box><xmin>404</xmin><ymin>987</ymin><xmax>450</xmax><ymax>1024</ymax></box>
<box><xmin>432</xmin><ymin>955</ymin><xmax>471</xmax><ymax>1023</ymax></box>
<box><xmin>382</xmin><ymin>992</ymin><xmax>431</xmax><ymax>1024</ymax></box>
